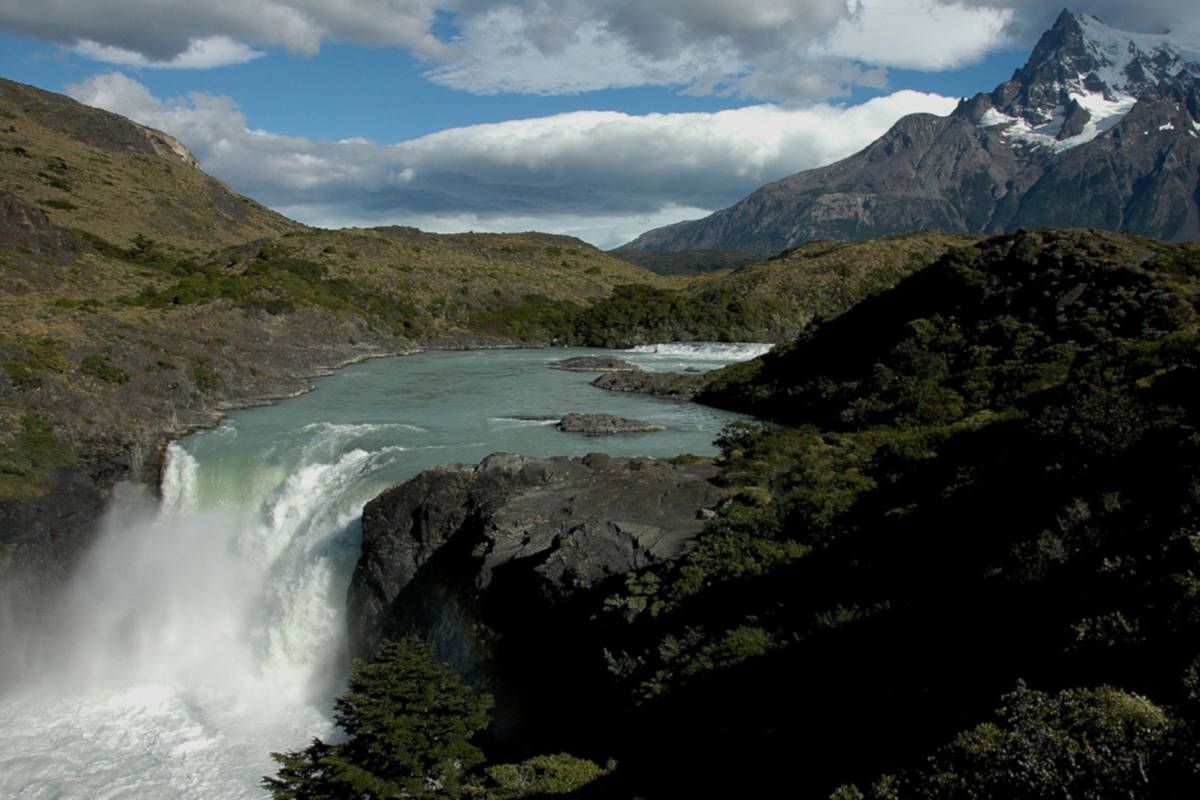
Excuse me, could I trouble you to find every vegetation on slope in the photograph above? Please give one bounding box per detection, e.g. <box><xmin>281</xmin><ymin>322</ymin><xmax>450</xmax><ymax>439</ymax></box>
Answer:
<box><xmin>574</xmin><ymin>231</ymin><xmax>975</xmax><ymax>346</ymax></box>
<box><xmin>590</xmin><ymin>227</ymin><xmax>1200</xmax><ymax>796</ymax></box>
<box><xmin>607</xmin><ymin>247</ymin><xmax>758</xmax><ymax>275</ymax></box>
<box><xmin>0</xmin><ymin>78</ymin><xmax>680</xmax><ymax>512</ymax></box>
<box><xmin>460</xmin><ymin>229</ymin><xmax>1200</xmax><ymax>798</ymax></box>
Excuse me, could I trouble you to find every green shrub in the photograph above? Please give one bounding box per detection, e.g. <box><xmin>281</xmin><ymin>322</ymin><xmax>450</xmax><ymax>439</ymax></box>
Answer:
<box><xmin>485</xmin><ymin>753</ymin><xmax>615</xmax><ymax>798</ymax></box>
<box><xmin>81</xmin><ymin>354</ymin><xmax>129</xmax><ymax>385</ymax></box>
<box><xmin>265</xmin><ymin>638</ymin><xmax>492</xmax><ymax>800</ymax></box>
<box><xmin>867</xmin><ymin>684</ymin><xmax>1176</xmax><ymax>798</ymax></box>
<box><xmin>193</xmin><ymin>362</ymin><xmax>222</xmax><ymax>392</ymax></box>
<box><xmin>264</xmin><ymin>639</ymin><xmax>612</xmax><ymax>800</ymax></box>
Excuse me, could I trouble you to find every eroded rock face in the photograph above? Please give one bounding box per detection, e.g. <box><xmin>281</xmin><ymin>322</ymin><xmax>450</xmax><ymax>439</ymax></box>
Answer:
<box><xmin>347</xmin><ymin>452</ymin><xmax>721</xmax><ymax>678</ymax></box>
<box><xmin>555</xmin><ymin>412</ymin><xmax>665</xmax><ymax>436</ymax></box>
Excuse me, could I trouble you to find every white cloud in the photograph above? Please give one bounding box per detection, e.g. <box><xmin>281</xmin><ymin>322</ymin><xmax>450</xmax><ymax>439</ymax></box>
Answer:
<box><xmin>427</xmin><ymin>0</ymin><xmax>1026</xmax><ymax>97</ymax></box>
<box><xmin>3</xmin><ymin>1</ymin><xmax>1024</xmax><ymax>98</ymax></box>
<box><xmin>65</xmin><ymin>72</ymin><xmax>958</xmax><ymax>248</ymax></box>
<box><xmin>0</xmin><ymin>0</ymin><xmax>454</xmax><ymax>65</ymax></box>
<box><xmin>955</xmin><ymin>1</ymin><xmax>1200</xmax><ymax>44</ymax></box>
<box><xmin>820</xmin><ymin>1</ymin><xmax>1017</xmax><ymax>70</ymax></box>
<box><xmin>72</xmin><ymin>36</ymin><xmax>264</xmax><ymax>69</ymax></box>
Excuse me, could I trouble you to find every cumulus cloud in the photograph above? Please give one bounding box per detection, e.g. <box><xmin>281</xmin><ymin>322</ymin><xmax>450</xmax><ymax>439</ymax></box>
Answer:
<box><xmin>65</xmin><ymin>72</ymin><xmax>957</xmax><ymax>248</ymax></box>
<box><xmin>10</xmin><ymin>2</ymin><xmax>1198</xmax><ymax>97</ymax></box>
<box><xmin>427</xmin><ymin>0</ymin><xmax>1017</xmax><ymax>98</ymax></box>
<box><xmin>0</xmin><ymin>0</ymin><xmax>454</xmax><ymax>67</ymax></box>
<box><xmin>819</xmin><ymin>0</ymin><xmax>1017</xmax><ymax>70</ymax></box>
<box><xmin>956</xmin><ymin>1</ymin><xmax>1200</xmax><ymax>43</ymax></box>
<box><xmin>71</xmin><ymin>36</ymin><xmax>265</xmax><ymax>69</ymax></box>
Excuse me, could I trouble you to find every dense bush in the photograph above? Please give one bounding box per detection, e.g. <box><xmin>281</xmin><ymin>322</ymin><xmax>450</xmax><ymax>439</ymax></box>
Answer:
<box><xmin>858</xmin><ymin>684</ymin><xmax>1182</xmax><ymax>799</ymax></box>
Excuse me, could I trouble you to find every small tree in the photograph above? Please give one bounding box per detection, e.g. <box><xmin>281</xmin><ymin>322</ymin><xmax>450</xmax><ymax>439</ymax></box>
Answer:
<box><xmin>264</xmin><ymin>637</ymin><xmax>493</xmax><ymax>800</ymax></box>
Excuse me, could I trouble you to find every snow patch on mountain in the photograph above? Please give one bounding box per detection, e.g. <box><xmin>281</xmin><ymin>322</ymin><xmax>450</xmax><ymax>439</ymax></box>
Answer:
<box><xmin>981</xmin><ymin>88</ymin><xmax>1137</xmax><ymax>152</ymax></box>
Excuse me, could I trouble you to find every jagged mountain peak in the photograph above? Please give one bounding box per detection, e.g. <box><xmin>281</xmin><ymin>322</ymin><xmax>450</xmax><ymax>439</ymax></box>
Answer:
<box><xmin>1051</xmin><ymin>10</ymin><xmax>1200</xmax><ymax>94</ymax></box>
<box><xmin>967</xmin><ymin>10</ymin><xmax>1200</xmax><ymax>152</ymax></box>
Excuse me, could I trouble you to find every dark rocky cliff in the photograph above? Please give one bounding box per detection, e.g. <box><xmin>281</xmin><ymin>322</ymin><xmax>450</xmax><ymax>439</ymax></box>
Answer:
<box><xmin>347</xmin><ymin>451</ymin><xmax>723</xmax><ymax>744</ymax></box>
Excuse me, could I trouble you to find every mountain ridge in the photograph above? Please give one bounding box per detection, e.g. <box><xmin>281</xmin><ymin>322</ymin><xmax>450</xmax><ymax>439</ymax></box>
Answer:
<box><xmin>619</xmin><ymin>10</ymin><xmax>1200</xmax><ymax>256</ymax></box>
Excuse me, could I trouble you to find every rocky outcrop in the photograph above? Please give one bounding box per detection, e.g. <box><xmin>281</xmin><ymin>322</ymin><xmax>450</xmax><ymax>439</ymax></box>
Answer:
<box><xmin>555</xmin><ymin>412</ymin><xmax>665</xmax><ymax>436</ymax></box>
<box><xmin>591</xmin><ymin>369</ymin><xmax>709</xmax><ymax>399</ymax></box>
<box><xmin>0</xmin><ymin>191</ymin><xmax>80</xmax><ymax>272</ymax></box>
<box><xmin>347</xmin><ymin>452</ymin><xmax>723</xmax><ymax>680</ymax></box>
<box><xmin>549</xmin><ymin>355</ymin><xmax>639</xmax><ymax>372</ymax></box>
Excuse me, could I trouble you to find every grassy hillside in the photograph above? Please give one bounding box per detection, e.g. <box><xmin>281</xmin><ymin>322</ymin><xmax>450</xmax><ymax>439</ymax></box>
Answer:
<box><xmin>575</xmin><ymin>231</ymin><xmax>976</xmax><ymax>346</ymax></box>
<box><xmin>0</xmin><ymin>77</ymin><xmax>684</xmax><ymax>513</ymax></box>
<box><xmin>0</xmin><ymin>78</ymin><xmax>299</xmax><ymax>251</ymax></box>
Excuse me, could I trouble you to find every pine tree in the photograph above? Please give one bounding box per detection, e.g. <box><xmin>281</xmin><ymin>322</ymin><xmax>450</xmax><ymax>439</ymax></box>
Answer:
<box><xmin>264</xmin><ymin>637</ymin><xmax>493</xmax><ymax>800</ymax></box>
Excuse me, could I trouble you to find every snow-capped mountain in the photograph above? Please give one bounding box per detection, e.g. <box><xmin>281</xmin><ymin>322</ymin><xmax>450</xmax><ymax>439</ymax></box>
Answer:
<box><xmin>973</xmin><ymin>12</ymin><xmax>1200</xmax><ymax>151</ymax></box>
<box><xmin>620</xmin><ymin>10</ymin><xmax>1200</xmax><ymax>257</ymax></box>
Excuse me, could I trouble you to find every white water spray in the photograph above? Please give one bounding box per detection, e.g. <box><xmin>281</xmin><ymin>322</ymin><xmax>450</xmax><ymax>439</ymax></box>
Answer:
<box><xmin>0</xmin><ymin>436</ymin><xmax>391</xmax><ymax>798</ymax></box>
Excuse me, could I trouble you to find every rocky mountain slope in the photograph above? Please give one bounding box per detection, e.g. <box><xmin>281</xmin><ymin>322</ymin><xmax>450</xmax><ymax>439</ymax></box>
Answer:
<box><xmin>621</xmin><ymin>10</ymin><xmax>1200</xmax><ymax>256</ymax></box>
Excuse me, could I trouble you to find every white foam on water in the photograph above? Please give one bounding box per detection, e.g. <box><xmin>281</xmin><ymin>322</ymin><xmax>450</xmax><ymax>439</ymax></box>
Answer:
<box><xmin>488</xmin><ymin>417</ymin><xmax>562</xmax><ymax>428</ymax></box>
<box><xmin>300</xmin><ymin>421</ymin><xmax>427</xmax><ymax>437</ymax></box>
<box><xmin>625</xmin><ymin>342</ymin><xmax>774</xmax><ymax>360</ymax></box>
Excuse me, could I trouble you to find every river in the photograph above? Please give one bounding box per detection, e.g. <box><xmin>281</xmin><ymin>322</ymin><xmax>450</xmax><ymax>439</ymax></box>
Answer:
<box><xmin>0</xmin><ymin>344</ymin><xmax>765</xmax><ymax>799</ymax></box>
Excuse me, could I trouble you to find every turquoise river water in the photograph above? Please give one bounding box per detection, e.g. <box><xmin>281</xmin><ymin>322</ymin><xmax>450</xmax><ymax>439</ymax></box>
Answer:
<box><xmin>0</xmin><ymin>343</ymin><xmax>767</xmax><ymax>799</ymax></box>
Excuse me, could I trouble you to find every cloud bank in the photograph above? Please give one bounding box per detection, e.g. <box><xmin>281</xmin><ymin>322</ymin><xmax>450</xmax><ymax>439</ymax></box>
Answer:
<box><xmin>66</xmin><ymin>72</ymin><xmax>957</xmax><ymax>248</ymax></box>
<box><xmin>2</xmin><ymin>1</ymin><xmax>1027</xmax><ymax>100</ymax></box>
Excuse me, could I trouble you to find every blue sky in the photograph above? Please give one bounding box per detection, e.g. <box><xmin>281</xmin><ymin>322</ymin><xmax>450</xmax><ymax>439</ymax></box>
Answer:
<box><xmin>0</xmin><ymin>29</ymin><xmax>1029</xmax><ymax>142</ymax></box>
<box><xmin>0</xmin><ymin>1</ymin><xmax>1196</xmax><ymax>248</ymax></box>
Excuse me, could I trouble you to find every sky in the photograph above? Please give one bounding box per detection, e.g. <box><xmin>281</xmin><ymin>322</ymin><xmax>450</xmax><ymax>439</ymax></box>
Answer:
<box><xmin>1</xmin><ymin>1</ymin><xmax>1198</xmax><ymax>249</ymax></box>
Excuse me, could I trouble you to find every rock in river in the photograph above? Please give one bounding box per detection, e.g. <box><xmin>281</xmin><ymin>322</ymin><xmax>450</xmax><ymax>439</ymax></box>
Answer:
<box><xmin>548</xmin><ymin>355</ymin><xmax>639</xmax><ymax>372</ymax></box>
<box><xmin>590</xmin><ymin>369</ymin><xmax>708</xmax><ymax>400</ymax></box>
<box><xmin>555</xmin><ymin>412</ymin><xmax>665</xmax><ymax>436</ymax></box>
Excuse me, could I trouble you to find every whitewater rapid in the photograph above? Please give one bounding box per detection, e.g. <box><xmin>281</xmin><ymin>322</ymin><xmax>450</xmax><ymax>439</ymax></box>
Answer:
<box><xmin>0</xmin><ymin>345</ymin><xmax>768</xmax><ymax>798</ymax></box>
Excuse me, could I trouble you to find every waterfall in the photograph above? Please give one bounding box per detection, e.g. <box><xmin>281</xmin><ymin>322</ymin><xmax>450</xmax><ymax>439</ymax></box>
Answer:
<box><xmin>0</xmin><ymin>437</ymin><xmax>392</xmax><ymax>798</ymax></box>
